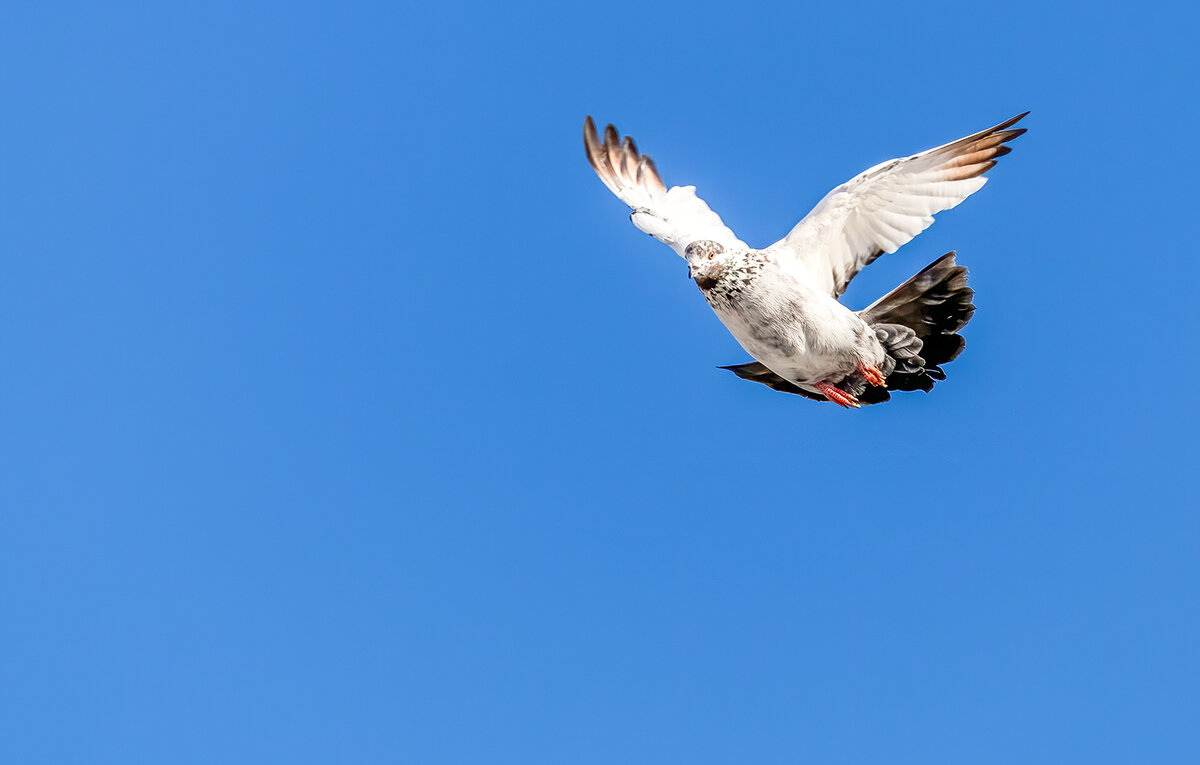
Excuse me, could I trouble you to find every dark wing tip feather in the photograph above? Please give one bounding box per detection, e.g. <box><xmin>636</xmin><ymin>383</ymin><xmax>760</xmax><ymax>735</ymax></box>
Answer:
<box><xmin>949</xmin><ymin>113</ymin><xmax>1028</xmax><ymax>151</ymax></box>
<box><xmin>937</xmin><ymin>114</ymin><xmax>1028</xmax><ymax>180</ymax></box>
<box><xmin>583</xmin><ymin>115</ymin><xmax>615</xmax><ymax>179</ymax></box>
<box><xmin>603</xmin><ymin>124</ymin><xmax>624</xmax><ymax>184</ymax></box>
<box><xmin>635</xmin><ymin>154</ymin><xmax>667</xmax><ymax>192</ymax></box>
<box><xmin>583</xmin><ymin>116</ymin><xmax>669</xmax><ymax>197</ymax></box>
<box><xmin>583</xmin><ymin>116</ymin><xmax>603</xmax><ymax>170</ymax></box>
<box><xmin>639</xmin><ymin>154</ymin><xmax>667</xmax><ymax>193</ymax></box>
<box><xmin>992</xmin><ymin>111</ymin><xmax>1030</xmax><ymax>132</ymax></box>
<box><xmin>620</xmin><ymin>136</ymin><xmax>640</xmax><ymax>182</ymax></box>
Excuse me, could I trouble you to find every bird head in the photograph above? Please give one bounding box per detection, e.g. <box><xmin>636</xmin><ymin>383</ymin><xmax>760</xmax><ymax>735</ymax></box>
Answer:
<box><xmin>685</xmin><ymin>240</ymin><xmax>726</xmax><ymax>290</ymax></box>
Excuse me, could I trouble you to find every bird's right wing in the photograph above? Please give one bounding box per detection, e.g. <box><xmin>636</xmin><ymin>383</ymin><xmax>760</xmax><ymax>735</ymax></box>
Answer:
<box><xmin>767</xmin><ymin>113</ymin><xmax>1027</xmax><ymax>297</ymax></box>
<box><xmin>584</xmin><ymin>117</ymin><xmax>747</xmax><ymax>258</ymax></box>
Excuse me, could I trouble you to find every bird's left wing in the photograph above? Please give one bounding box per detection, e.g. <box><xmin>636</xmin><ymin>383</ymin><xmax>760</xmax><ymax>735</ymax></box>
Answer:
<box><xmin>584</xmin><ymin>117</ymin><xmax>747</xmax><ymax>258</ymax></box>
<box><xmin>767</xmin><ymin>113</ymin><xmax>1027</xmax><ymax>297</ymax></box>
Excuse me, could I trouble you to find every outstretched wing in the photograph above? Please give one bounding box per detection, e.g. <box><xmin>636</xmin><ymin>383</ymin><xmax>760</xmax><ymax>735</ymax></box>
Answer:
<box><xmin>584</xmin><ymin>117</ymin><xmax>747</xmax><ymax>258</ymax></box>
<box><xmin>768</xmin><ymin>113</ymin><xmax>1027</xmax><ymax>297</ymax></box>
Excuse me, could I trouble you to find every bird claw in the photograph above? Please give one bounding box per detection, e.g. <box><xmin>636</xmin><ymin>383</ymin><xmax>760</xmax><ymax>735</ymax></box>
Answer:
<box><xmin>815</xmin><ymin>382</ymin><xmax>861</xmax><ymax>409</ymax></box>
<box><xmin>858</xmin><ymin>362</ymin><xmax>887</xmax><ymax>387</ymax></box>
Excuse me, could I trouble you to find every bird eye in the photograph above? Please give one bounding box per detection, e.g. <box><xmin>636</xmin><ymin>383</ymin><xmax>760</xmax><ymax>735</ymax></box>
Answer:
<box><xmin>707</xmin><ymin>252</ymin><xmax>714</xmax><ymax>260</ymax></box>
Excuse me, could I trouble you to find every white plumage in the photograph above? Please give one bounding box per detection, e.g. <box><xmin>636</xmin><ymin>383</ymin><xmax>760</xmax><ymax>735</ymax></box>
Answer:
<box><xmin>584</xmin><ymin>114</ymin><xmax>1026</xmax><ymax>407</ymax></box>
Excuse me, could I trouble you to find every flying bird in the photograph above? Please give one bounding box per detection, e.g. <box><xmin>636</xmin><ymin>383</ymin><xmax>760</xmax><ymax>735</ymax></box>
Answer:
<box><xmin>583</xmin><ymin>112</ymin><xmax>1026</xmax><ymax>407</ymax></box>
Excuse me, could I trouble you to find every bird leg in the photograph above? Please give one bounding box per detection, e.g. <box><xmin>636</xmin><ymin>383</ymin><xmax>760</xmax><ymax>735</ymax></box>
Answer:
<box><xmin>858</xmin><ymin>362</ymin><xmax>887</xmax><ymax>387</ymax></box>
<box><xmin>814</xmin><ymin>382</ymin><xmax>861</xmax><ymax>409</ymax></box>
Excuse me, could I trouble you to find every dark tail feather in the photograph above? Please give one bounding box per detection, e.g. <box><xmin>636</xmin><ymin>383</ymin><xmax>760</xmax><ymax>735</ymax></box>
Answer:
<box><xmin>859</xmin><ymin>252</ymin><xmax>975</xmax><ymax>392</ymax></box>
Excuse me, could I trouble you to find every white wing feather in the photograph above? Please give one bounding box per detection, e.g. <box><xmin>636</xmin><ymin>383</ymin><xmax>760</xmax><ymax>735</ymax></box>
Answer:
<box><xmin>584</xmin><ymin>117</ymin><xmax>747</xmax><ymax>258</ymax></box>
<box><xmin>768</xmin><ymin>113</ymin><xmax>1028</xmax><ymax>296</ymax></box>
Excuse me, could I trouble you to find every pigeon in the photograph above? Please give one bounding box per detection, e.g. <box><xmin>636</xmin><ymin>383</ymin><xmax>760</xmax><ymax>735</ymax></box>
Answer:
<box><xmin>583</xmin><ymin>113</ymin><xmax>1026</xmax><ymax>407</ymax></box>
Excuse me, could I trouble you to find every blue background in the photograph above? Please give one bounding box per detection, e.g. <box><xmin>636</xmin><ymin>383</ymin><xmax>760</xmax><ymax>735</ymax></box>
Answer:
<box><xmin>2</xmin><ymin>1</ymin><xmax>1197</xmax><ymax>763</ymax></box>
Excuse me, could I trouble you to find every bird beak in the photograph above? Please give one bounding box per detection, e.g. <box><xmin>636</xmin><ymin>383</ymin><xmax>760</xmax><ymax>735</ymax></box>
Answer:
<box><xmin>687</xmin><ymin>265</ymin><xmax>696</xmax><ymax>279</ymax></box>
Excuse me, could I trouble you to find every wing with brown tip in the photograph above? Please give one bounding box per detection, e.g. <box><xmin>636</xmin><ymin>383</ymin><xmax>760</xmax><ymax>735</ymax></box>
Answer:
<box><xmin>769</xmin><ymin>113</ymin><xmax>1028</xmax><ymax>297</ymax></box>
<box><xmin>584</xmin><ymin>116</ymin><xmax>747</xmax><ymax>258</ymax></box>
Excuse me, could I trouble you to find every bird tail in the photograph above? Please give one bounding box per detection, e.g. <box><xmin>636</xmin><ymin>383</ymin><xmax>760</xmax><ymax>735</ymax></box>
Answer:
<box><xmin>858</xmin><ymin>252</ymin><xmax>975</xmax><ymax>393</ymax></box>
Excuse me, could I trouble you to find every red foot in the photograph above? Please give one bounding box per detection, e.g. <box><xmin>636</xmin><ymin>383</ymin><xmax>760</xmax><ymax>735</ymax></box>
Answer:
<box><xmin>858</xmin><ymin>362</ymin><xmax>887</xmax><ymax>387</ymax></box>
<box><xmin>815</xmin><ymin>382</ymin><xmax>861</xmax><ymax>409</ymax></box>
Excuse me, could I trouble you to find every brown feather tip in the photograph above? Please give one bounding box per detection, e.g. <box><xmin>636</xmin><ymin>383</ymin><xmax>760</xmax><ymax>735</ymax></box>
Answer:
<box><xmin>991</xmin><ymin>111</ymin><xmax>1030</xmax><ymax>132</ymax></box>
<box><xmin>583</xmin><ymin>116</ymin><xmax>603</xmax><ymax>170</ymax></box>
<box><xmin>584</xmin><ymin>118</ymin><xmax>665</xmax><ymax>193</ymax></box>
<box><xmin>621</xmin><ymin>136</ymin><xmax>639</xmax><ymax>182</ymax></box>
<box><xmin>603</xmin><ymin>125</ymin><xmax>622</xmax><ymax>180</ymax></box>
<box><xmin>641</xmin><ymin>155</ymin><xmax>666</xmax><ymax>192</ymax></box>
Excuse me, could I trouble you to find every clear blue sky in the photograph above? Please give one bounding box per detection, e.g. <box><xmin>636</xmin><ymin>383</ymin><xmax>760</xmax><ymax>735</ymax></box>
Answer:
<box><xmin>2</xmin><ymin>1</ymin><xmax>1197</xmax><ymax>763</ymax></box>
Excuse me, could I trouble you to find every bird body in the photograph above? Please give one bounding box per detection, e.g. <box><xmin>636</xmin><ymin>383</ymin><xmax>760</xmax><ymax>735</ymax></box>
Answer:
<box><xmin>583</xmin><ymin>113</ymin><xmax>1026</xmax><ymax>406</ymax></box>
<box><xmin>697</xmin><ymin>249</ymin><xmax>885</xmax><ymax>389</ymax></box>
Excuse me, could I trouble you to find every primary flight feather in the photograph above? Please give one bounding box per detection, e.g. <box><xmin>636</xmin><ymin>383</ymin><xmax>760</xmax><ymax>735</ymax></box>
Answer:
<box><xmin>583</xmin><ymin>113</ymin><xmax>1027</xmax><ymax>407</ymax></box>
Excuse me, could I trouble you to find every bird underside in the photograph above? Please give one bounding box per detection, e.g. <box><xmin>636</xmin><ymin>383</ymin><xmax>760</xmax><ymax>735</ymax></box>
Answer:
<box><xmin>720</xmin><ymin>252</ymin><xmax>974</xmax><ymax>408</ymax></box>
